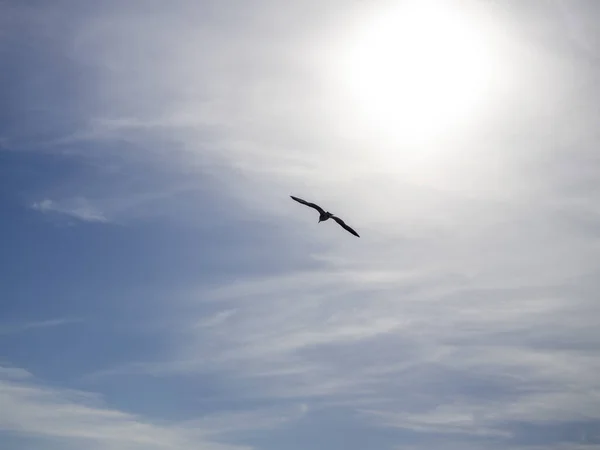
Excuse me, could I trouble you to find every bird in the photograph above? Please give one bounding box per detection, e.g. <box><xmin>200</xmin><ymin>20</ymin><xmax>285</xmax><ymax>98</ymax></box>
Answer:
<box><xmin>290</xmin><ymin>195</ymin><xmax>360</xmax><ymax>237</ymax></box>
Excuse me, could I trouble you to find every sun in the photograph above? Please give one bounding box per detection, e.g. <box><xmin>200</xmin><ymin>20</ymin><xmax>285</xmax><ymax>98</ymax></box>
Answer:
<box><xmin>327</xmin><ymin>0</ymin><xmax>498</xmax><ymax>146</ymax></box>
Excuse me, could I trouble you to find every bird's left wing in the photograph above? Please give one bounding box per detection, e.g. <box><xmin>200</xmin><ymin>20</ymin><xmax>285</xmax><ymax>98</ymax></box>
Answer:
<box><xmin>332</xmin><ymin>216</ymin><xmax>360</xmax><ymax>237</ymax></box>
<box><xmin>290</xmin><ymin>196</ymin><xmax>325</xmax><ymax>215</ymax></box>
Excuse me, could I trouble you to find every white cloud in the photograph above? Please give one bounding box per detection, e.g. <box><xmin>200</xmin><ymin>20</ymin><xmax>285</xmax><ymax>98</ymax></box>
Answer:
<box><xmin>31</xmin><ymin>198</ymin><xmax>108</xmax><ymax>223</ymax></box>
<box><xmin>0</xmin><ymin>366</ymin><xmax>303</xmax><ymax>450</ymax></box>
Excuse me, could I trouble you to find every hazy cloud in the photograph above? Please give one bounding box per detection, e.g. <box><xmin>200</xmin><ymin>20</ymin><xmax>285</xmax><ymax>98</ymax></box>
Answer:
<box><xmin>3</xmin><ymin>0</ymin><xmax>600</xmax><ymax>449</ymax></box>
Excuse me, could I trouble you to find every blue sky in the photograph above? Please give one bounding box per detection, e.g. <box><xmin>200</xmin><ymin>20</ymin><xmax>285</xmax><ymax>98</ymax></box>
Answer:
<box><xmin>1</xmin><ymin>0</ymin><xmax>600</xmax><ymax>449</ymax></box>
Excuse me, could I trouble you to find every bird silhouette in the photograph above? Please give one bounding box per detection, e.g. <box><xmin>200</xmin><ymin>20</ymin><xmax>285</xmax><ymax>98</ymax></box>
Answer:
<box><xmin>290</xmin><ymin>195</ymin><xmax>360</xmax><ymax>237</ymax></box>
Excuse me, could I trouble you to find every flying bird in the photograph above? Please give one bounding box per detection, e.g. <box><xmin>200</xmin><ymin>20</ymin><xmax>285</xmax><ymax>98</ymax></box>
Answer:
<box><xmin>290</xmin><ymin>195</ymin><xmax>360</xmax><ymax>237</ymax></box>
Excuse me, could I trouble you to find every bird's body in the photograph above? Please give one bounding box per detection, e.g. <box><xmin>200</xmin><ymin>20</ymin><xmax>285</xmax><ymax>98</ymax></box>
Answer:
<box><xmin>318</xmin><ymin>211</ymin><xmax>334</xmax><ymax>222</ymax></box>
<box><xmin>290</xmin><ymin>195</ymin><xmax>360</xmax><ymax>237</ymax></box>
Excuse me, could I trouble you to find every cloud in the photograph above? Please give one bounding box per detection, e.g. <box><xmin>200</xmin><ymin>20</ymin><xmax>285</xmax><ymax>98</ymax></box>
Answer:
<box><xmin>4</xmin><ymin>1</ymin><xmax>600</xmax><ymax>449</ymax></box>
<box><xmin>554</xmin><ymin>0</ymin><xmax>600</xmax><ymax>60</ymax></box>
<box><xmin>90</xmin><ymin>264</ymin><xmax>600</xmax><ymax>447</ymax></box>
<box><xmin>0</xmin><ymin>318</ymin><xmax>82</xmax><ymax>335</ymax></box>
<box><xmin>0</xmin><ymin>366</ymin><xmax>304</xmax><ymax>450</ymax></box>
<box><xmin>0</xmin><ymin>367</ymin><xmax>32</xmax><ymax>380</ymax></box>
<box><xmin>31</xmin><ymin>198</ymin><xmax>108</xmax><ymax>223</ymax></box>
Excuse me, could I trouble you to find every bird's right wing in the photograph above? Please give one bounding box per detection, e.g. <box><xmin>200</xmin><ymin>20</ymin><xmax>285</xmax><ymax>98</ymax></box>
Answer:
<box><xmin>332</xmin><ymin>216</ymin><xmax>360</xmax><ymax>237</ymax></box>
<box><xmin>290</xmin><ymin>196</ymin><xmax>325</xmax><ymax>214</ymax></box>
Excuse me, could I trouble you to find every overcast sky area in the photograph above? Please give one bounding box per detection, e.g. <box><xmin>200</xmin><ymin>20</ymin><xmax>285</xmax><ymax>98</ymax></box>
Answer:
<box><xmin>1</xmin><ymin>0</ymin><xmax>600</xmax><ymax>449</ymax></box>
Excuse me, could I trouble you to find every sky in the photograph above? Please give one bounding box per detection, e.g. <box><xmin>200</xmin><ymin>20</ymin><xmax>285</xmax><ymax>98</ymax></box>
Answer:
<box><xmin>1</xmin><ymin>0</ymin><xmax>600</xmax><ymax>449</ymax></box>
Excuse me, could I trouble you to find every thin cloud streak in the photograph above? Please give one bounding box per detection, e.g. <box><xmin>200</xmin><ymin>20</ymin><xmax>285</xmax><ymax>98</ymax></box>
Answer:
<box><xmin>31</xmin><ymin>199</ymin><xmax>108</xmax><ymax>223</ymax></box>
<box><xmin>0</xmin><ymin>318</ymin><xmax>83</xmax><ymax>335</ymax></box>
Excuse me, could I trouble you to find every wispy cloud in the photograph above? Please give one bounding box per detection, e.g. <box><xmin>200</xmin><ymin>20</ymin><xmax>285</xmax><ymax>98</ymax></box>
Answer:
<box><xmin>90</xmin><ymin>263</ymin><xmax>600</xmax><ymax>446</ymax></box>
<box><xmin>0</xmin><ymin>366</ymin><xmax>305</xmax><ymax>450</ymax></box>
<box><xmin>0</xmin><ymin>366</ymin><xmax>32</xmax><ymax>380</ymax></box>
<box><xmin>0</xmin><ymin>318</ymin><xmax>82</xmax><ymax>335</ymax></box>
<box><xmin>31</xmin><ymin>198</ymin><xmax>108</xmax><ymax>223</ymax></box>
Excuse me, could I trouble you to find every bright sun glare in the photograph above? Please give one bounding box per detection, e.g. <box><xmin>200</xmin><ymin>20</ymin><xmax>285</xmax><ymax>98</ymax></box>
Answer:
<box><xmin>330</xmin><ymin>0</ymin><xmax>498</xmax><ymax>147</ymax></box>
